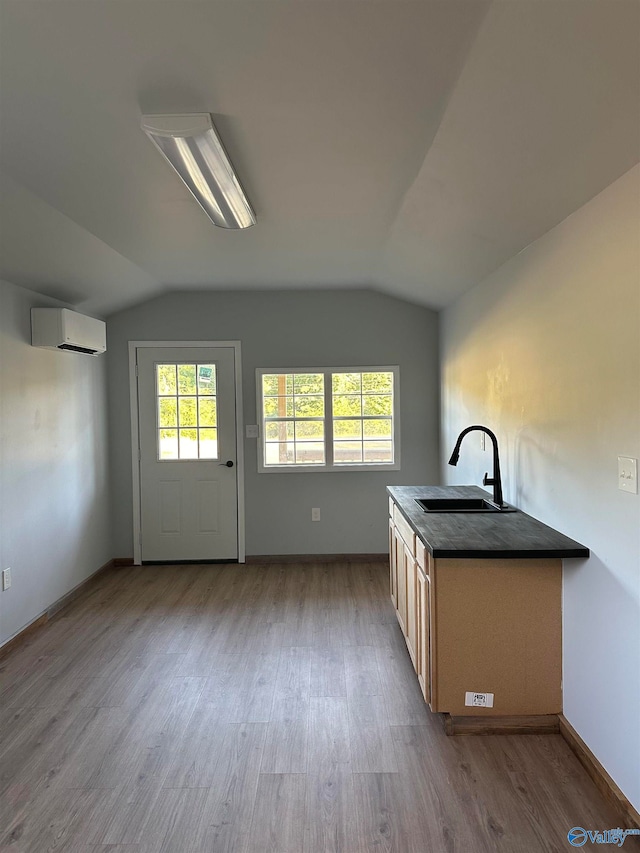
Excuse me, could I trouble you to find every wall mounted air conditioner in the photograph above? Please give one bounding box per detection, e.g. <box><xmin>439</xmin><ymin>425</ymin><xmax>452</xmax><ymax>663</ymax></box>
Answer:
<box><xmin>31</xmin><ymin>308</ymin><xmax>107</xmax><ymax>356</ymax></box>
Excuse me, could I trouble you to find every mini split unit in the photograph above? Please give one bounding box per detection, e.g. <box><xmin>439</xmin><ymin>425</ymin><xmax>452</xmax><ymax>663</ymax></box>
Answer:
<box><xmin>31</xmin><ymin>308</ymin><xmax>106</xmax><ymax>356</ymax></box>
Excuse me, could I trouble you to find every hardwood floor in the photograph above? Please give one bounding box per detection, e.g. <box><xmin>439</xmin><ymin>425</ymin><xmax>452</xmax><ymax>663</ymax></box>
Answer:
<box><xmin>0</xmin><ymin>561</ymin><xmax>633</xmax><ymax>852</ymax></box>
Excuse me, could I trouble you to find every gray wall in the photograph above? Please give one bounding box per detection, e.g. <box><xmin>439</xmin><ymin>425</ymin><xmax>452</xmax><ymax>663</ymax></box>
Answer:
<box><xmin>0</xmin><ymin>280</ymin><xmax>111</xmax><ymax>646</ymax></box>
<box><xmin>440</xmin><ymin>166</ymin><xmax>640</xmax><ymax>810</ymax></box>
<box><xmin>107</xmin><ymin>288</ymin><xmax>439</xmax><ymax>557</ymax></box>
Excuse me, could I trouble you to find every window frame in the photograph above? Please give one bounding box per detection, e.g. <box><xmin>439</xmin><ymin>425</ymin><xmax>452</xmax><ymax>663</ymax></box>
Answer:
<box><xmin>256</xmin><ymin>365</ymin><xmax>401</xmax><ymax>473</ymax></box>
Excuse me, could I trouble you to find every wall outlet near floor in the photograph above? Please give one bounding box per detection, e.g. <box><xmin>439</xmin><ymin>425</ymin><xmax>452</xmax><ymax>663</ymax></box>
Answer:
<box><xmin>2</xmin><ymin>568</ymin><xmax>11</xmax><ymax>591</ymax></box>
<box><xmin>311</xmin><ymin>507</ymin><xmax>321</xmax><ymax>522</ymax></box>
<box><xmin>465</xmin><ymin>691</ymin><xmax>494</xmax><ymax>708</ymax></box>
<box><xmin>618</xmin><ymin>456</ymin><xmax>638</xmax><ymax>494</ymax></box>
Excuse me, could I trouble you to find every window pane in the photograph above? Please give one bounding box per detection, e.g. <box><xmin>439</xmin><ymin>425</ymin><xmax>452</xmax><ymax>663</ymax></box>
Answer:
<box><xmin>262</xmin><ymin>374</ymin><xmax>279</xmax><ymax>396</ymax></box>
<box><xmin>362</xmin><ymin>372</ymin><xmax>393</xmax><ymax>394</ymax></box>
<box><xmin>263</xmin><ymin>374</ymin><xmax>294</xmax><ymax>396</ymax></box>
<box><xmin>295</xmin><ymin>421</ymin><xmax>324</xmax><ymax>440</ymax></box>
<box><xmin>177</xmin><ymin>364</ymin><xmax>197</xmax><ymax>395</ymax></box>
<box><xmin>334</xmin><ymin>441</ymin><xmax>363</xmax><ymax>463</ymax></box>
<box><xmin>332</xmin><ymin>395</ymin><xmax>362</xmax><ymax>417</ymax></box>
<box><xmin>265</xmin><ymin>421</ymin><xmax>295</xmax><ymax>441</ymax></box>
<box><xmin>332</xmin><ymin>373</ymin><xmax>361</xmax><ymax>394</ymax></box>
<box><xmin>295</xmin><ymin>442</ymin><xmax>325</xmax><ymax>464</ymax></box>
<box><xmin>179</xmin><ymin>428</ymin><xmax>198</xmax><ymax>459</ymax></box>
<box><xmin>265</xmin><ymin>442</ymin><xmax>295</xmax><ymax>465</ymax></box>
<box><xmin>294</xmin><ymin>373</ymin><xmax>323</xmax><ymax>394</ymax></box>
<box><xmin>264</xmin><ymin>396</ymin><xmax>294</xmax><ymax>418</ymax></box>
<box><xmin>158</xmin><ymin>397</ymin><xmax>177</xmax><ymax>428</ymax></box>
<box><xmin>198</xmin><ymin>398</ymin><xmax>217</xmax><ymax>427</ymax></box>
<box><xmin>363</xmin><ymin>395</ymin><xmax>392</xmax><ymax>416</ymax></box>
<box><xmin>294</xmin><ymin>395</ymin><xmax>324</xmax><ymax>418</ymax></box>
<box><xmin>364</xmin><ymin>441</ymin><xmax>393</xmax><ymax>463</ymax></box>
<box><xmin>157</xmin><ymin>364</ymin><xmax>177</xmax><ymax>395</ymax></box>
<box><xmin>199</xmin><ymin>428</ymin><xmax>218</xmax><ymax>459</ymax></box>
<box><xmin>179</xmin><ymin>397</ymin><xmax>197</xmax><ymax>427</ymax></box>
<box><xmin>363</xmin><ymin>418</ymin><xmax>392</xmax><ymax>439</ymax></box>
<box><xmin>159</xmin><ymin>429</ymin><xmax>178</xmax><ymax>459</ymax></box>
<box><xmin>197</xmin><ymin>364</ymin><xmax>216</xmax><ymax>395</ymax></box>
<box><xmin>333</xmin><ymin>419</ymin><xmax>362</xmax><ymax>439</ymax></box>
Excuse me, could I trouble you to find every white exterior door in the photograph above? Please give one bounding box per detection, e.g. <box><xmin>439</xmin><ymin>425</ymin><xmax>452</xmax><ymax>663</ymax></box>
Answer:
<box><xmin>136</xmin><ymin>345</ymin><xmax>239</xmax><ymax>562</ymax></box>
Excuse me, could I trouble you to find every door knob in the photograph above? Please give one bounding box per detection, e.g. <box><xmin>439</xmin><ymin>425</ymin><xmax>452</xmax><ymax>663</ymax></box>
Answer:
<box><xmin>220</xmin><ymin>460</ymin><xmax>234</xmax><ymax>467</ymax></box>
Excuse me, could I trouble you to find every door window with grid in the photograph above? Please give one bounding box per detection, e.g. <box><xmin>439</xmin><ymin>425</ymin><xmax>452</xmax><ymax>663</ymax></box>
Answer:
<box><xmin>156</xmin><ymin>363</ymin><xmax>218</xmax><ymax>460</ymax></box>
<box><xmin>257</xmin><ymin>367</ymin><xmax>399</xmax><ymax>471</ymax></box>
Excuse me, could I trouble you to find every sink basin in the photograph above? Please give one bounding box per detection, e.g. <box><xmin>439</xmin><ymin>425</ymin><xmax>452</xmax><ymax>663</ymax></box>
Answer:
<box><xmin>415</xmin><ymin>498</ymin><xmax>516</xmax><ymax>513</ymax></box>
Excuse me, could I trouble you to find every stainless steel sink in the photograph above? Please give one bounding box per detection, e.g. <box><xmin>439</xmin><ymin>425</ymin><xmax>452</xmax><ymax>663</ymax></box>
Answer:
<box><xmin>415</xmin><ymin>498</ymin><xmax>516</xmax><ymax>513</ymax></box>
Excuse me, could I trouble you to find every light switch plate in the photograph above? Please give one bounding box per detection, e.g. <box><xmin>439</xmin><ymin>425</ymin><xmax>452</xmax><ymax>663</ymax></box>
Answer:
<box><xmin>245</xmin><ymin>424</ymin><xmax>259</xmax><ymax>439</ymax></box>
<box><xmin>618</xmin><ymin>456</ymin><xmax>638</xmax><ymax>494</ymax></box>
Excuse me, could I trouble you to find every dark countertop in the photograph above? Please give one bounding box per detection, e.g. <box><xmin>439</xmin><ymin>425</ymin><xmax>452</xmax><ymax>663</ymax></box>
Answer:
<box><xmin>387</xmin><ymin>485</ymin><xmax>589</xmax><ymax>559</ymax></box>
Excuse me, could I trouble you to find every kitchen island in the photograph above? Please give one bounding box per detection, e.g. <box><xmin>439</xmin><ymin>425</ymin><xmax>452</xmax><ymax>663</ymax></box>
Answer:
<box><xmin>387</xmin><ymin>485</ymin><xmax>589</xmax><ymax>734</ymax></box>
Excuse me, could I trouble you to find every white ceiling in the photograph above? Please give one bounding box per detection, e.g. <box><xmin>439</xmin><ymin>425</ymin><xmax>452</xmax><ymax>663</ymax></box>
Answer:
<box><xmin>1</xmin><ymin>0</ymin><xmax>638</xmax><ymax>316</ymax></box>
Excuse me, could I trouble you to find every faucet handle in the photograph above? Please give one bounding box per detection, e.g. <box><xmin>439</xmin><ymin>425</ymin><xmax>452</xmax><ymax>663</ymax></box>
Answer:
<box><xmin>483</xmin><ymin>472</ymin><xmax>495</xmax><ymax>486</ymax></box>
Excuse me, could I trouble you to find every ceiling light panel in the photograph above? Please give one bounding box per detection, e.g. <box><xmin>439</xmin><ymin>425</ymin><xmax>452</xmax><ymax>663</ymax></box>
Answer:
<box><xmin>141</xmin><ymin>113</ymin><xmax>256</xmax><ymax>230</ymax></box>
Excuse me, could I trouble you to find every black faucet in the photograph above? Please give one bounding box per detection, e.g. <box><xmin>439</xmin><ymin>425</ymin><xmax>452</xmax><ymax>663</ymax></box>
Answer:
<box><xmin>448</xmin><ymin>425</ymin><xmax>505</xmax><ymax>508</ymax></box>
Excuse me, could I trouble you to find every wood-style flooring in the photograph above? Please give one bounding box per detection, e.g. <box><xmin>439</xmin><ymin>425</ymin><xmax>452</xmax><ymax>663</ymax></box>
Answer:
<box><xmin>0</xmin><ymin>561</ymin><xmax>632</xmax><ymax>852</ymax></box>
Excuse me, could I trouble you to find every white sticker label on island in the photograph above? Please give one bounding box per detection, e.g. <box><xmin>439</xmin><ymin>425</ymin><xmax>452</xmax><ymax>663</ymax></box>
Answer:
<box><xmin>465</xmin><ymin>691</ymin><xmax>494</xmax><ymax>708</ymax></box>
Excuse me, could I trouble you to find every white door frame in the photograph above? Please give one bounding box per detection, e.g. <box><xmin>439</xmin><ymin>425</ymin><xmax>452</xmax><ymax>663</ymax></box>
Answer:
<box><xmin>128</xmin><ymin>340</ymin><xmax>245</xmax><ymax>565</ymax></box>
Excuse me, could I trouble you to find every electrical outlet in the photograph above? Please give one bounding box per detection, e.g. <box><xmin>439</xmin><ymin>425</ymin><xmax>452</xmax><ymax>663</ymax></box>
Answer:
<box><xmin>465</xmin><ymin>691</ymin><xmax>494</xmax><ymax>708</ymax></box>
<box><xmin>480</xmin><ymin>432</ymin><xmax>486</xmax><ymax>451</ymax></box>
<box><xmin>2</xmin><ymin>568</ymin><xmax>11</xmax><ymax>591</ymax></box>
<box><xmin>311</xmin><ymin>508</ymin><xmax>321</xmax><ymax>522</ymax></box>
<box><xmin>618</xmin><ymin>456</ymin><xmax>638</xmax><ymax>494</ymax></box>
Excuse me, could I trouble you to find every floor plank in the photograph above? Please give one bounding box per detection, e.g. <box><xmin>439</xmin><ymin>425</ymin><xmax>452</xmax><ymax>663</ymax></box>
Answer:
<box><xmin>244</xmin><ymin>773</ymin><xmax>307</xmax><ymax>853</ymax></box>
<box><xmin>304</xmin><ymin>768</ymin><xmax>363</xmax><ymax>853</ymax></box>
<box><xmin>261</xmin><ymin>646</ymin><xmax>311</xmax><ymax>774</ymax></box>
<box><xmin>191</xmin><ymin>722</ymin><xmax>267</xmax><ymax>852</ymax></box>
<box><xmin>308</xmin><ymin>696</ymin><xmax>351</xmax><ymax>774</ymax></box>
<box><xmin>137</xmin><ymin>788</ymin><xmax>209</xmax><ymax>853</ymax></box>
<box><xmin>347</xmin><ymin>693</ymin><xmax>399</xmax><ymax>774</ymax></box>
<box><xmin>309</xmin><ymin>647</ymin><xmax>346</xmax><ymax>698</ymax></box>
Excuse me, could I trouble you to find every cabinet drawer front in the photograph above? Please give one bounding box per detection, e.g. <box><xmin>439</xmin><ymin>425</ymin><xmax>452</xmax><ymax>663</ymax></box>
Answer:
<box><xmin>393</xmin><ymin>506</ymin><xmax>415</xmax><ymax>554</ymax></box>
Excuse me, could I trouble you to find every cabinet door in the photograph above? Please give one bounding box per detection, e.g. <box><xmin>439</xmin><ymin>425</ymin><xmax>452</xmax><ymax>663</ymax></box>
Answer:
<box><xmin>389</xmin><ymin>517</ymin><xmax>398</xmax><ymax>610</ymax></box>
<box><xmin>416</xmin><ymin>567</ymin><xmax>432</xmax><ymax>706</ymax></box>
<box><xmin>416</xmin><ymin>565</ymin><xmax>427</xmax><ymax>699</ymax></box>
<box><xmin>404</xmin><ymin>544</ymin><xmax>418</xmax><ymax>669</ymax></box>
<box><xmin>395</xmin><ymin>527</ymin><xmax>407</xmax><ymax>635</ymax></box>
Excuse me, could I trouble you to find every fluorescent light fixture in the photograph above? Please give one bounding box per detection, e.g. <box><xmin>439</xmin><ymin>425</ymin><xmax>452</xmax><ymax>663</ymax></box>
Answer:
<box><xmin>141</xmin><ymin>113</ymin><xmax>256</xmax><ymax>230</ymax></box>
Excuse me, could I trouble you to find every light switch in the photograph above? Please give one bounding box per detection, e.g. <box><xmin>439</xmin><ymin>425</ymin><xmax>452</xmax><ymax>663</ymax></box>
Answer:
<box><xmin>618</xmin><ymin>456</ymin><xmax>638</xmax><ymax>494</ymax></box>
<box><xmin>245</xmin><ymin>425</ymin><xmax>260</xmax><ymax>439</ymax></box>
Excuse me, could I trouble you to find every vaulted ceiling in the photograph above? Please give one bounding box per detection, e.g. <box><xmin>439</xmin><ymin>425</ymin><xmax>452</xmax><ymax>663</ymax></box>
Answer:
<box><xmin>1</xmin><ymin>0</ymin><xmax>638</xmax><ymax>316</ymax></box>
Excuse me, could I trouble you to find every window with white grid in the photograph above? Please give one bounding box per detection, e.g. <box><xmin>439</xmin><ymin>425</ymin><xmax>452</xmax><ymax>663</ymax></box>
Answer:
<box><xmin>257</xmin><ymin>367</ymin><xmax>399</xmax><ymax>472</ymax></box>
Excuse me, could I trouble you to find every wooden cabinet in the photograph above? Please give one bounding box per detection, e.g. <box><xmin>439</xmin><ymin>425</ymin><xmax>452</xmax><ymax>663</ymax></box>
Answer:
<box><xmin>388</xmin><ymin>516</ymin><xmax>398</xmax><ymax>611</ymax></box>
<box><xmin>388</xmin><ymin>497</ymin><xmax>562</xmax><ymax>721</ymax></box>
<box><xmin>389</xmin><ymin>500</ymin><xmax>432</xmax><ymax>706</ymax></box>
<box><xmin>403</xmin><ymin>541</ymin><xmax>417</xmax><ymax>668</ymax></box>
<box><xmin>415</xmin><ymin>560</ymin><xmax>431</xmax><ymax>705</ymax></box>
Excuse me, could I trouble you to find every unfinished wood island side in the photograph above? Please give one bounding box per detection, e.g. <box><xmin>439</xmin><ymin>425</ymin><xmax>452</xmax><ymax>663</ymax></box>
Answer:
<box><xmin>388</xmin><ymin>494</ymin><xmax>564</xmax><ymax>731</ymax></box>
